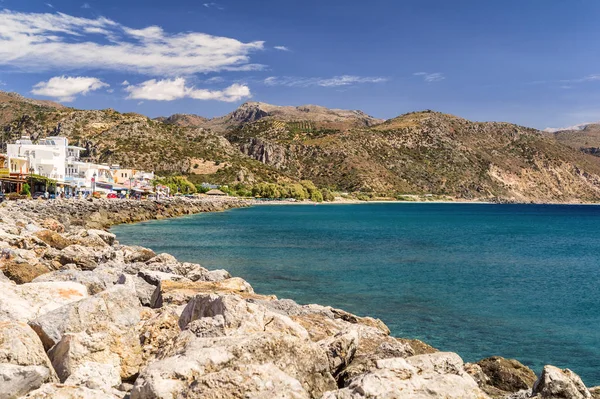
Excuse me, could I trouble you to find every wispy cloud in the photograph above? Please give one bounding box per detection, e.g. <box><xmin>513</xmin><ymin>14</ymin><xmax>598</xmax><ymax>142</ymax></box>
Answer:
<box><xmin>414</xmin><ymin>72</ymin><xmax>445</xmax><ymax>82</ymax></box>
<box><xmin>274</xmin><ymin>46</ymin><xmax>290</xmax><ymax>52</ymax></box>
<box><xmin>31</xmin><ymin>75</ymin><xmax>108</xmax><ymax>102</ymax></box>
<box><xmin>45</xmin><ymin>3</ymin><xmax>54</xmax><ymax>8</ymax></box>
<box><xmin>124</xmin><ymin>78</ymin><xmax>251</xmax><ymax>102</ymax></box>
<box><xmin>203</xmin><ymin>2</ymin><xmax>224</xmax><ymax>10</ymax></box>
<box><xmin>81</xmin><ymin>3</ymin><xmax>91</xmax><ymax>9</ymax></box>
<box><xmin>0</xmin><ymin>9</ymin><xmax>264</xmax><ymax>76</ymax></box>
<box><xmin>263</xmin><ymin>75</ymin><xmax>387</xmax><ymax>88</ymax></box>
<box><xmin>205</xmin><ymin>76</ymin><xmax>225</xmax><ymax>84</ymax></box>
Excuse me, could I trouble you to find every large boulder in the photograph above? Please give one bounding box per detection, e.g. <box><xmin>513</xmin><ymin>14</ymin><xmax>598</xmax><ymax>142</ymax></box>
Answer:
<box><xmin>178</xmin><ymin>293</ymin><xmax>309</xmax><ymax>338</ymax></box>
<box><xmin>0</xmin><ymin>321</ymin><xmax>58</xmax><ymax>398</ymax></box>
<box><xmin>33</xmin><ymin>269</ymin><xmax>118</xmax><ymax>295</ymax></box>
<box><xmin>150</xmin><ymin>277</ymin><xmax>263</xmax><ymax>308</ymax></box>
<box><xmin>532</xmin><ymin>365</ymin><xmax>591</xmax><ymax>399</ymax></box>
<box><xmin>20</xmin><ymin>383</ymin><xmax>122</xmax><ymax>398</ymax></box>
<box><xmin>324</xmin><ymin>352</ymin><xmax>490</xmax><ymax>399</ymax></box>
<box><xmin>137</xmin><ymin>307</ymin><xmax>181</xmax><ymax>366</ymax></box>
<box><xmin>33</xmin><ymin>230</ymin><xmax>72</xmax><ymax>250</ymax></box>
<box><xmin>58</xmin><ymin>245</ymin><xmax>99</xmax><ymax>270</ymax></box>
<box><xmin>0</xmin><ymin>260</ymin><xmax>51</xmax><ymax>284</ymax></box>
<box><xmin>122</xmin><ymin>246</ymin><xmax>156</xmax><ymax>263</ymax></box>
<box><xmin>131</xmin><ymin>332</ymin><xmax>336</xmax><ymax>399</ymax></box>
<box><xmin>29</xmin><ymin>286</ymin><xmax>143</xmax><ymax>381</ymax></box>
<box><xmin>169</xmin><ymin>363</ymin><xmax>311</xmax><ymax>399</ymax></box>
<box><xmin>473</xmin><ymin>356</ymin><xmax>537</xmax><ymax>396</ymax></box>
<box><xmin>0</xmin><ymin>281</ymin><xmax>88</xmax><ymax>322</ymax></box>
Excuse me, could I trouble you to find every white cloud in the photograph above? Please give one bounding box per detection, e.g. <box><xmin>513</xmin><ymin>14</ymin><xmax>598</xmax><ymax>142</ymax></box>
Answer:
<box><xmin>45</xmin><ymin>3</ymin><xmax>54</xmax><ymax>8</ymax></box>
<box><xmin>414</xmin><ymin>72</ymin><xmax>445</xmax><ymax>82</ymax></box>
<box><xmin>121</xmin><ymin>80</ymin><xmax>130</xmax><ymax>86</ymax></box>
<box><xmin>274</xmin><ymin>46</ymin><xmax>290</xmax><ymax>51</ymax></box>
<box><xmin>81</xmin><ymin>3</ymin><xmax>91</xmax><ymax>8</ymax></box>
<box><xmin>124</xmin><ymin>78</ymin><xmax>251</xmax><ymax>102</ymax></box>
<box><xmin>31</xmin><ymin>75</ymin><xmax>108</xmax><ymax>102</ymax></box>
<box><xmin>263</xmin><ymin>75</ymin><xmax>387</xmax><ymax>88</ymax></box>
<box><xmin>0</xmin><ymin>9</ymin><xmax>264</xmax><ymax>76</ymax></box>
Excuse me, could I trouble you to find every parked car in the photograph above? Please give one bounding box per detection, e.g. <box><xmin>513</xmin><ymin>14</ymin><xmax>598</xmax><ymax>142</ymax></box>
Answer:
<box><xmin>107</xmin><ymin>193</ymin><xmax>118</xmax><ymax>199</ymax></box>
<box><xmin>32</xmin><ymin>192</ymin><xmax>46</xmax><ymax>200</ymax></box>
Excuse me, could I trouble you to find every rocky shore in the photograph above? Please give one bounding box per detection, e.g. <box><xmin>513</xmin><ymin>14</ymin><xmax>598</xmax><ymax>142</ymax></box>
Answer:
<box><xmin>0</xmin><ymin>198</ymin><xmax>597</xmax><ymax>399</ymax></box>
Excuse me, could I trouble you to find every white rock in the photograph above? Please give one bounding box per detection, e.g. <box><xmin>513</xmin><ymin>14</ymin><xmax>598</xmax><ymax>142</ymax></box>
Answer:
<box><xmin>324</xmin><ymin>352</ymin><xmax>490</xmax><ymax>399</ymax></box>
<box><xmin>0</xmin><ymin>281</ymin><xmax>88</xmax><ymax>322</ymax></box>
<box><xmin>532</xmin><ymin>365</ymin><xmax>591</xmax><ymax>399</ymax></box>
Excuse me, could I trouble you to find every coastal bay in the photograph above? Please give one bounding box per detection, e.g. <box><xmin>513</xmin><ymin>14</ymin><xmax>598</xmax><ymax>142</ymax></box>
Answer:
<box><xmin>113</xmin><ymin>202</ymin><xmax>600</xmax><ymax>387</ymax></box>
<box><xmin>0</xmin><ymin>198</ymin><xmax>597</xmax><ymax>398</ymax></box>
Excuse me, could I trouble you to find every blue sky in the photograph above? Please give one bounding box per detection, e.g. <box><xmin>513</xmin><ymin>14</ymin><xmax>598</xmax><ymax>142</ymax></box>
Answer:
<box><xmin>0</xmin><ymin>0</ymin><xmax>599</xmax><ymax>129</ymax></box>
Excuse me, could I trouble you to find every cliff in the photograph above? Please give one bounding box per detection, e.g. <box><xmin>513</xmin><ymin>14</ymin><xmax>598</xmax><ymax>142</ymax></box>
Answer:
<box><xmin>0</xmin><ymin>199</ymin><xmax>597</xmax><ymax>398</ymax></box>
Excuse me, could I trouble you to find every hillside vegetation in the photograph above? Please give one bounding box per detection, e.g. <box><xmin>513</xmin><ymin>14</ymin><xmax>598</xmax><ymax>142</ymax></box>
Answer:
<box><xmin>3</xmin><ymin>91</ymin><xmax>600</xmax><ymax>202</ymax></box>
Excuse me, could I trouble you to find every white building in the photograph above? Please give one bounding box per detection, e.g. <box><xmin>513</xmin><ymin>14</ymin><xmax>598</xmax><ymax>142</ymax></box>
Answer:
<box><xmin>6</xmin><ymin>136</ymin><xmax>111</xmax><ymax>194</ymax></box>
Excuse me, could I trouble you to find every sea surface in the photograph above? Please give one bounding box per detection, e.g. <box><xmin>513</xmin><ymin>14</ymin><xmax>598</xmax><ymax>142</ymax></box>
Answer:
<box><xmin>112</xmin><ymin>203</ymin><xmax>600</xmax><ymax>386</ymax></box>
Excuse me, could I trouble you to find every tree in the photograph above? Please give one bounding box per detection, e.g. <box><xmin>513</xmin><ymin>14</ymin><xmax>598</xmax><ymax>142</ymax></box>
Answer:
<box><xmin>20</xmin><ymin>183</ymin><xmax>31</xmax><ymax>197</ymax></box>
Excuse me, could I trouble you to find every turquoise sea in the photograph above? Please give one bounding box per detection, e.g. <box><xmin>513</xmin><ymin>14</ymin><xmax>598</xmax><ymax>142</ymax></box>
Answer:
<box><xmin>112</xmin><ymin>203</ymin><xmax>600</xmax><ymax>386</ymax></box>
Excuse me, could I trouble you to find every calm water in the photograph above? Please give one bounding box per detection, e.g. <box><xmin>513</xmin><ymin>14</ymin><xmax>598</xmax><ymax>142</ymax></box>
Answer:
<box><xmin>113</xmin><ymin>203</ymin><xmax>600</xmax><ymax>386</ymax></box>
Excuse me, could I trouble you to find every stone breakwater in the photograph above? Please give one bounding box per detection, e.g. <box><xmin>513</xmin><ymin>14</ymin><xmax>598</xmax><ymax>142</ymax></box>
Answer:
<box><xmin>0</xmin><ymin>199</ymin><xmax>597</xmax><ymax>399</ymax></box>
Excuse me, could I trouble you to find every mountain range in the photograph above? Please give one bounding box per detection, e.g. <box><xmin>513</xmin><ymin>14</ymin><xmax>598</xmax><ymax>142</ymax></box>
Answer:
<box><xmin>2</xmin><ymin>91</ymin><xmax>600</xmax><ymax>203</ymax></box>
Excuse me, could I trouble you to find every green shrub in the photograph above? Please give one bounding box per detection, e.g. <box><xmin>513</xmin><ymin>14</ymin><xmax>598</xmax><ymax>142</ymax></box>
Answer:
<box><xmin>20</xmin><ymin>183</ymin><xmax>31</xmax><ymax>197</ymax></box>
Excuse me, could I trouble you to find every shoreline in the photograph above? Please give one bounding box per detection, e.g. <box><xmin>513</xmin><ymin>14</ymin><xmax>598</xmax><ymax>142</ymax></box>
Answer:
<box><xmin>0</xmin><ymin>198</ymin><xmax>597</xmax><ymax>398</ymax></box>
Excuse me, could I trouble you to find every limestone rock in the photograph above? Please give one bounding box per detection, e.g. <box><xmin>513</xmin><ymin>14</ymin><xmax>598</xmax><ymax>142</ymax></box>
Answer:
<box><xmin>20</xmin><ymin>383</ymin><xmax>122</xmax><ymax>398</ymax></box>
<box><xmin>324</xmin><ymin>352</ymin><xmax>490</xmax><ymax>399</ymax></box>
<box><xmin>0</xmin><ymin>281</ymin><xmax>88</xmax><ymax>322</ymax></box>
<box><xmin>150</xmin><ymin>277</ymin><xmax>260</xmax><ymax>308</ymax></box>
<box><xmin>33</xmin><ymin>269</ymin><xmax>117</xmax><ymax>295</ymax></box>
<box><xmin>475</xmin><ymin>356</ymin><xmax>537</xmax><ymax>394</ymax></box>
<box><xmin>0</xmin><ymin>364</ymin><xmax>56</xmax><ymax>399</ymax></box>
<box><xmin>131</xmin><ymin>331</ymin><xmax>336</xmax><ymax>399</ymax></box>
<box><xmin>48</xmin><ymin>332</ymin><xmax>121</xmax><ymax>384</ymax></box>
<box><xmin>137</xmin><ymin>269</ymin><xmax>192</xmax><ymax>286</ymax></box>
<box><xmin>40</xmin><ymin>218</ymin><xmax>65</xmax><ymax>233</ymax></box>
<box><xmin>29</xmin><ymin>286</ymin><xmax>142</xmax><ymax>380</ymax></box>
<box><xmin>117</xmin><ymin>274</ymin><xmax>156</xmax><ymax>306</ymax></box>
<box><xmin>59</xmin><ymin>245</ymin><xmax>99</xmax><ymax>270</ymax></box>
<box><xmin>86</xmin><ymin>230</ymin><xmax>116</xmax><ymax>246</ymax></box>
<box><xmin>122</xmin><ymin>246</ymin><xmax>156</xmax><ymax>263</ymax></box>
<box><xmin>1</xmin><ymin>260</ymin><xmax>51</xmax><ymax>284</ymax></box>
<box><xmin>63</xmin><ymin>361</ymin><xmax>121</xmax><ymax>391</ymax></box>
<box><xmin>33</xmin><ymin>230</ymin><xmax>72</xmax><ymax>250</ymax></box>
<box><xmin>0</xmin><ymin>321</ymin><xmax>58</xmax><ymax>398</ymax></box>
<box><xmin>178</xmin><ymin>293</ymin><xmax>309</xmax><ymax>338</ymax></box>
<box><xmin>532</xmin><ymin>365</ymin><xmax>591</xmax><ymax>399</ymax></box>
<box><xmin>169</xmin><ymin>363</ymin><xmax>311</xmax><ymax>399</ymax></box>
<box><xmin>137</xmin><ymin>307</ymin><xmax>181</xmax><ymax>366</ymax></box>
<box><xmin>319</xmin><ymin>330</ymin><xmax>359</xmax><ymax>377</ymax></box>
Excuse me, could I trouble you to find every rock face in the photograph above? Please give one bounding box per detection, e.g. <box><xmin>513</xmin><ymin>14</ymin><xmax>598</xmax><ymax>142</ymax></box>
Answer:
<box><xmin>468</xmin><ymin>356</ymin><xmax>537</xmax><ymax>397</ymax></box>
<box><xmin>0</xmin><ymin>281</ymin><xmax>88</xmax><ymax>322</ymax></box>
<box><xmin>324</xmin><ymin>352</ymin><xmax>490</xmax><ymax>399</ymax></box>
<box><xmin>29</xmin><ymin>285</ymin><xmax>143</xmax><ymax>383</ymax></box>
<box><xmin>0</xmin><ymin>321</ymin><xmax>58</xmax><ymax>398</ymax></box>
<box><xmin>532</xmin><ymin>365</ymin><xmax>591</xmax><ymax>399</ymax></box>
<box><xmin>0</xmin><ymin>198</ymin><xmax>596</xmax><ymax>399</ymax></box>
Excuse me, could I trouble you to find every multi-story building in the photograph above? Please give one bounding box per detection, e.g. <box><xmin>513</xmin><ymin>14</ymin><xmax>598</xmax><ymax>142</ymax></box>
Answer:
<box><xmin>6</xmin><ymin>136</ymin><xmax>117</xmax><ymax>195</ymax></box>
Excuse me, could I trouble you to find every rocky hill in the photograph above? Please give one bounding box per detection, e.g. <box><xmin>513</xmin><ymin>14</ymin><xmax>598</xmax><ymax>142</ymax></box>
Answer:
<box><xmin>3</xmin><ymin>91</ymin><xmax>600</xmax><ymax>202</ymax></box>
<box><xmin>227</xmin><ymin>110</ymin><xmax>600</xmax><ymax>202</ymax></box>
<box><xmin>153</xmin><ymin>113</ymin><xmax>208</xmax><ymax>127</ymax></box>
<box><xmin>550</xmin><ymin>124</ymin><xmax>600</xmax><ymax>157</ymax></box>
<box><xmin>168</xmin><ymin>101</ymin><xmax>384</xmax><ymax>132</ymax></box>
